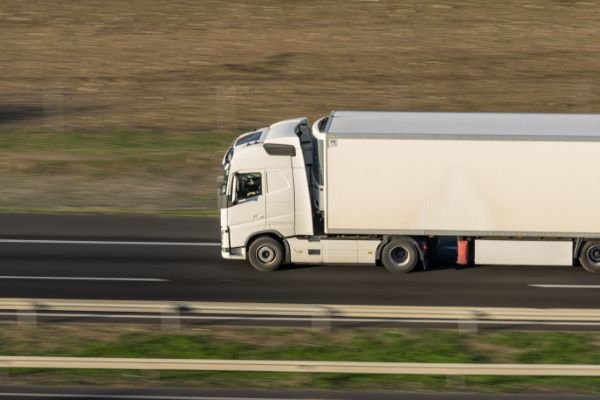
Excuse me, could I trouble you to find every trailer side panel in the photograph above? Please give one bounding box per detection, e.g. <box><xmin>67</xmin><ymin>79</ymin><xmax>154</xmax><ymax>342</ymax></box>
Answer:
<box><xmin>325</xmin><ymin>137</ymin><xmax>600</xmax><ymax>237</ymax></box>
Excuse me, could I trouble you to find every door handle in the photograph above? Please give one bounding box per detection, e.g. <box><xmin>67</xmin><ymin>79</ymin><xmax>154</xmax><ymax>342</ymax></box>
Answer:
<box><xmin>253</xmin><ymin>214</ymin><xmax>264</xmax><ymax>220</ymax></box>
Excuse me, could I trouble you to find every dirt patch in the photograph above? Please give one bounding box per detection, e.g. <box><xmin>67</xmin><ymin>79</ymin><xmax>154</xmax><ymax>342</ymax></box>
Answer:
<box><xmin>466</xmin><ymin>338</ymin><xmax>524</xmax><ymax>363</ymax></box>
<box><xmin>208</xmin><ymin>327</ymin><xmax>349</xmax><ymax>348</ymax></box>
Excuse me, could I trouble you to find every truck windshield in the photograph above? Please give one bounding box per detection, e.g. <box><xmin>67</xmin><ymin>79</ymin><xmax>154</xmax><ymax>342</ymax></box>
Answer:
<box><xmin>235</xmin><ymin>131</ymin><xmax>262</xmax><ymax>147</ymax></box>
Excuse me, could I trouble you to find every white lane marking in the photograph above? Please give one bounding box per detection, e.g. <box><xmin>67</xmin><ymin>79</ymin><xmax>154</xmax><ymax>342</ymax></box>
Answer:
<box><xmin>0</xmin><ymin>393</ymin><xmax>283</xmax><ymax>400</ymax></box>
<box><xmin>0</xmin><ymin>276</ymin><xmax>167</xmax><ymax>282</ymax></box>
<box><xmin>0</xmin><ymin>239</ymin><xmax>219</xmax><ymax>246</ymax></box>
<box><xmin>529</xmin><ymin>284</ymin><xmax>600</xmax><ymax>289</ymax></box>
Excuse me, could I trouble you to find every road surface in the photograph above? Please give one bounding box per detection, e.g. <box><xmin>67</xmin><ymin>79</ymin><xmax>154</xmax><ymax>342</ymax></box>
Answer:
<box><xmin>1</xmin><ymin>214</ymin><xmax>600</xmax><ymax>308</ymax></box>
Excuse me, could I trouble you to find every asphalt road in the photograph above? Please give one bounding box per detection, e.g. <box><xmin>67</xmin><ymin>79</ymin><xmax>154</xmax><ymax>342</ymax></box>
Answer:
<box><xmin>1</xmin><ymin>214</ymin><xmax>600</xmax><ymax>308</ymax></box>
<box><xmin>0</xmin><ymin>387</ymin><xmax>597</xmax><ymax>400</ymax></box>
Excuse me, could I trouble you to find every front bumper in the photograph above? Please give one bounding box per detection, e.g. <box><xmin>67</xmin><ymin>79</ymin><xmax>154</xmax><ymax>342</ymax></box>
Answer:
<box><xmin>221</xmin><ymin>246</ymin><xmax>246</xmax><ymax>260</ymax></box>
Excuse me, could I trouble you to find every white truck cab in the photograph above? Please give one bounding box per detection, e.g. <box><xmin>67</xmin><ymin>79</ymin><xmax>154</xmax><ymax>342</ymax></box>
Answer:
<box><xmin>221</xmin><ymin>111</ymin><xmax>600</xmax><ymax>273</ymax></box>
<box><xmin>220</xmin><ymin>118</ymin><xmax>315</xmax><ymax>270</ymax></box>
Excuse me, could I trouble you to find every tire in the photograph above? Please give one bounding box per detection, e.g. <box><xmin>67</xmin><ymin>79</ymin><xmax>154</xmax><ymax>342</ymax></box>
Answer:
<box><xmin>381</xmin><ymin>239</ymin><xmax>419</xmax><ymax>273</ymax></box>
<box><xmin>248</xmin><ymin>236</ymin><xmax>284</xmax><ymax>272</ymax></box>
<box><xmin>579</xmin><ymin>240</ymin><xmax>600</xmax><ymax>273</ymax></box>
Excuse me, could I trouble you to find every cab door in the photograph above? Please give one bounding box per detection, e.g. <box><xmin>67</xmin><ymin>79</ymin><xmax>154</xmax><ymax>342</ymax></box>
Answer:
<box><xmin>265</xmin><ymin>169</ymin><xmax>294</xmax><ymax>237</ymax></box>
<box><xmin>227</xmin><ymin>170</ymin><xmax>266</xmax><ymax>248</ymax></box>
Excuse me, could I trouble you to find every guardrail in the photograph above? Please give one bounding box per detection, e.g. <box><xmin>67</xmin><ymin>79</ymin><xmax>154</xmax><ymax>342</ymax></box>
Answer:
<box><xmin>1</xmin><ymin>356</ymin><xmax>600</xmax><ymax>376</ymax></box>
<box><xmin>2</xmin><ymin>298</ymin><xmax>600</xmax><ymax>331</ymax></box>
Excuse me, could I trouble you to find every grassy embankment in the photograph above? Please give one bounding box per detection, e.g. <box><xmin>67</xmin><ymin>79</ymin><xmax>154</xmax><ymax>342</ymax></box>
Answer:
<box><xmin>0</xmin><ymin>131</ymin><xmax>235</xmax><ymax>215</ymax></box>
<box><xmin>1</xmin><ymin>323</ymin><xmax>600</xmax><ymax>393</ymax></box>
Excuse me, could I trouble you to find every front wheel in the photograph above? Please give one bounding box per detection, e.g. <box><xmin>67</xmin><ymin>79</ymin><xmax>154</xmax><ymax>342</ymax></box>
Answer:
<box><xmin>381</xmin><ymin>239</ymin><xmax>419</xmax><ymax>273</ymax></box>
<box><xmin>579</xmin><ymin>240</ymin><xmax>600</xmax><ymax>273</ymax></box>
<box><xmin>248</xmin><ymin>237</ymin><xmax>284</xmax><ymax>272</ymax></box>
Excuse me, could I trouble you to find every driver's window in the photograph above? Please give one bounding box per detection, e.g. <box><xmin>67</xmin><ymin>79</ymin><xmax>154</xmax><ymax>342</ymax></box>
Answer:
<box><xmin>236</xmin><ymin>172</ymin><xmax>262</xmax><ymax>202</ymax></box>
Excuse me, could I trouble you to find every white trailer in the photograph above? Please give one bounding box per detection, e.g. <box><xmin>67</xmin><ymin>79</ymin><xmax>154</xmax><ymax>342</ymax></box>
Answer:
<box><xmin>220</xmin><ymin>111</ymin><xmax>600</xmax><ymax>273</ymax></box>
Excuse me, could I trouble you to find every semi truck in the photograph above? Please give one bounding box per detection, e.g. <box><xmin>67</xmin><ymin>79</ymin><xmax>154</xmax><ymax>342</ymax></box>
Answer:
<box><xmin>220</xmin><ymin>111</ymin><xmax>600</xmax><ymax>273</ymax></box>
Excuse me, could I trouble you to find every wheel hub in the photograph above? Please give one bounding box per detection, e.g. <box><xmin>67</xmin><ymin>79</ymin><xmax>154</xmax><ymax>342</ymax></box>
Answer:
<box><xmin>257</xmin><ymin>245</ymin><xmax>276</xmax><ymax>264</ymax></box>
<box><xmin>589</xmin><ymin>246</ymin><xmax>600</xmax><ymax>265</ymax></box>
<box><xmin>389</xmin><ymin>246</ymin><xmax>409</xmax><ymax>266</ymax></box>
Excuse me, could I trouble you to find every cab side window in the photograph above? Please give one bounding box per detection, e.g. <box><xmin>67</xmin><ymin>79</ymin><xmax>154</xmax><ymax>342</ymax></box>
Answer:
<box><xmin>236</xmin><ymin>173</ymin><xmax>262</xmax><ymax>201</ymax></box>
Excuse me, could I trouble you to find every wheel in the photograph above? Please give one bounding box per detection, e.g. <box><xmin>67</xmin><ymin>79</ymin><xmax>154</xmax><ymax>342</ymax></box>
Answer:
<box><xmin>579</xmin><ymin>240</ymin><xmax>600</xmax><ymax>273</ymax></box>
<box><xmin>381</xmin><ymin>239</ymin><xmax>419</xmax><ymax>273</ymax></box>
<box><xmin>248</xmin><ymin>237</ymin><xmax>284</xmax><ymax>272</ymax></box>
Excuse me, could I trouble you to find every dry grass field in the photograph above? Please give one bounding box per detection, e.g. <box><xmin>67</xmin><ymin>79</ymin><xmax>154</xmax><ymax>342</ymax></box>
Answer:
<box><xmin>1</xmin><ymin>0</ymin><xmax>600</xmax><ymax>212</ymax></box>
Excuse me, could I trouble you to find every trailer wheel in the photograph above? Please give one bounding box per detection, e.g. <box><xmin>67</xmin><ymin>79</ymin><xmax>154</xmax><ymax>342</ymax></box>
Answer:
<box><xmin>579</xmin><ymin>241</ymin><xmax>600</xmax><ymax>273</ymax></box>
<box><xmin>381</xmin><ymin>239</ymin><xmax>419</xmax><ymax>273</ymax></box>
<box><xmin>248</xmin><ymin>236</ymin><xmax>284</xmax><ymax>272</ymax></box>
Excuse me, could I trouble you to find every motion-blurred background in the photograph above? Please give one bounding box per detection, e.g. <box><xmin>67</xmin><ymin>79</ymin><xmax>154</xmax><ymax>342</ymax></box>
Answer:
<box><xmin>3</xmin><ymin>2</ymin><xmax>600</xmax><ymax>396</ymax></box>
<box><xmin>2</xmin><ymin>0</ymin><xmax>599</xmax><ymax>214</ymax></box>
